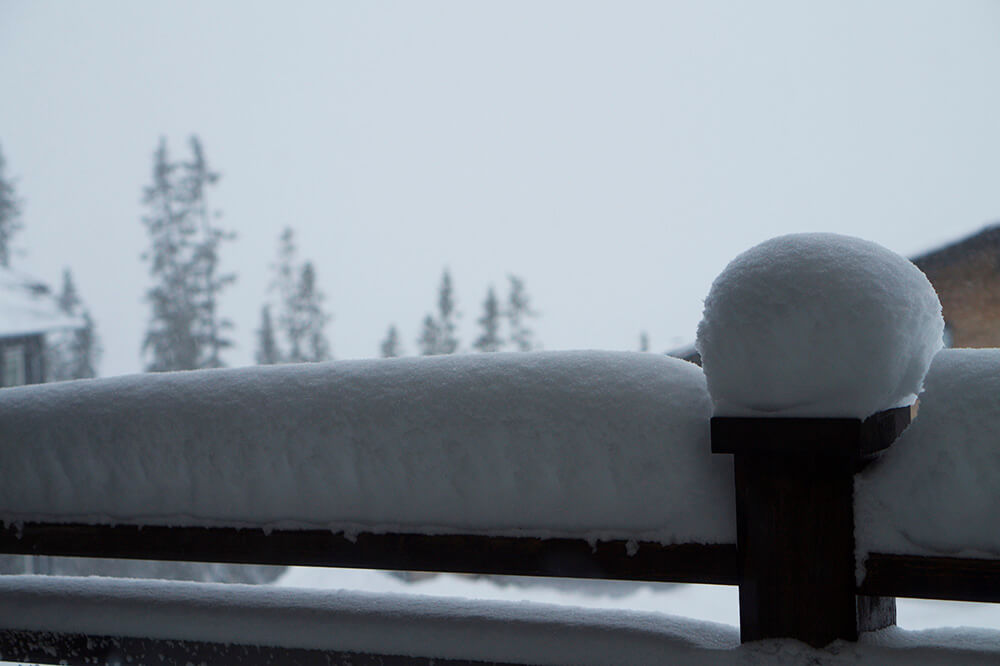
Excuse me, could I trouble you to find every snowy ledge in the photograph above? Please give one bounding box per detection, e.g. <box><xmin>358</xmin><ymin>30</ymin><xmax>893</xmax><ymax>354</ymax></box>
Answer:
<box><xmin>0</xmin><ymin>351</ymin><xmax>735</xmax><ymax>545</ymax></box>
<box><xmin>857</xmin><ymin>349</ymin><xmax>1000</xmax><ymax>562</ymax></box>
<box><xmin>1</xmin><ymin>576</ymin><xmax>999</xmax><ymax>666</ymax></box>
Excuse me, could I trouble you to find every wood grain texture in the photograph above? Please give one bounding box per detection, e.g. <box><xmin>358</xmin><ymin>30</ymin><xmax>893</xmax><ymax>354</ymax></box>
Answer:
<box><xmin>860</xmin><ymin>553</ymin><xmax>1000</xmax><ymax>603</ymax></box>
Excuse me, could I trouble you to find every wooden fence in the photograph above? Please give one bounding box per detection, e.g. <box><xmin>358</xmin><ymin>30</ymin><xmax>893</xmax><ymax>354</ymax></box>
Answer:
<box><xmin>2</xmin><ymin>405</ymin><xmax>1000</xmax><ymax>664</ymax></box>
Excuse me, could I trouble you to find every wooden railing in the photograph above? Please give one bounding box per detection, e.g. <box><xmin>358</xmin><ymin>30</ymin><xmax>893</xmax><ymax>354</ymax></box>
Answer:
<box><xmin>3</xmin><ymin>405</ymin><xmax>1000</xmax><ymax>664</ymax></box>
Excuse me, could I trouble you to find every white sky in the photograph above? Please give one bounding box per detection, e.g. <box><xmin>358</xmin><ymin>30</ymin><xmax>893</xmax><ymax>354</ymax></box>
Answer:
<box><xmin>2</xmin><ymin>0</ymin><xmax>999</xmax><ymax>377</ymax></box>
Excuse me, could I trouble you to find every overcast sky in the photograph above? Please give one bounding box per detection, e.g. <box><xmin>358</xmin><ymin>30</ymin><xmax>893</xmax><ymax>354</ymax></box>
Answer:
<box><xmin>2</xmin><ymin>0</ymin><xmax>999</xmax><ymax>377</ymax></box>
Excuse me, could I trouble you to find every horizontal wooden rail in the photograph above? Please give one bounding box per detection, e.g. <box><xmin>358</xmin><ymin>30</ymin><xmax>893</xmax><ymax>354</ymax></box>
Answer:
<box><xmin>0</xmin><ymin>522</ymin><xmax>740</xmax><ymax>585</ymax></box>
<box><xmin>860</xmin><ymin>553</ymin><xmax>1000</xmax><ymax>603</ymax></box>
<box><xmin>0</xmin><ymin>629</ymin><xmax>514</xmax><ymax>666</ymax></box>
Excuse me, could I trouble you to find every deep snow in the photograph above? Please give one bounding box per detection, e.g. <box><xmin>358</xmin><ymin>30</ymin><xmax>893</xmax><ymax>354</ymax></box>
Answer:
<box><xmin>856</xmin><ymin>348</ymin><xmax>1000</xmax><ymax>562</ymax></box>
<box><xmin>0</xmin><ymin>351</ymin><xmax>736</xmax><ymax>544</ymax></box>
<box><xmin>697</xmin><ymin>233</ymin><xmax>943</xmax><ymax>418</ymax></box>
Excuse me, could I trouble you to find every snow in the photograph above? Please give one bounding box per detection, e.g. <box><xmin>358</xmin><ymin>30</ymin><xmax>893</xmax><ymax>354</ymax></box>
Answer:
<box><xmin>1</xmin><ymin>575</ymin><xmax>999</xmax><ymax>665</ymax></box>
<box><xmin>0</xmin><ymin>351</ymin><xmax>736</xmax><ymax>545</ymax></box>
<box><xmin>856</xmin><ymin>349</ymin><xmax>1000</xmax><ymax>561</ymax></box>
<box><xmin>275</xmin><ymin>566</ymin><xmax>1000</xmax><ymax>635</ymax></box>
<box><xmin>0</xmin><ymin>268</ymin><xmax>82</xmax><ymax>338</ymax></box>
<box><xmin>697</xmin><ymin>233</ymin><xmax>943</xmax><ymax>418</ymax></box>
<box><xmin>0</xmin><ymin>575</ymin><xmax>738</xmax><ymax>665</ymax></box>
<box><xmin>277</xmin><ymin>564</ymin><xmax>1000</xmax><ymax>634</ymax></box>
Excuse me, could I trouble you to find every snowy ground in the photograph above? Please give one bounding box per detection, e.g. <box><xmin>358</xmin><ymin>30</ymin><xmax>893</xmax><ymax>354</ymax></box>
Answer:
<box><xmin>4</xmin><ymin>570</ymin><xmax>1000</xmax><ymax>666</ymax></box>
<box><xmin>275</xmin><ymin>566</ymin><xmax>1000</xmax><ymax>633</ymax></box>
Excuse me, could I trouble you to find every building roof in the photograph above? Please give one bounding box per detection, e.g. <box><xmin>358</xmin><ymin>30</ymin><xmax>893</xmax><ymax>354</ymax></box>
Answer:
<box><xmin>0</xmin><ymin>268</ymin><xmax>84</xmax><ymax>339</ymax></box>
<box><xmin>910</xmin><ymin>223</ymin><xmax>1000</xmax><ymax>274</ymax></box>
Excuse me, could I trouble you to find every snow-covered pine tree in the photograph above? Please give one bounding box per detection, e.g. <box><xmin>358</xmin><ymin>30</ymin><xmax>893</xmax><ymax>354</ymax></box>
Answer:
<box><xmin>0</xmin><ymin>143</ymin><xmax>23</xmax><ymax>268</ymax></box>
<box><xmin>506</xmin><ymin>274</ymin><xmax>538</xmax><ymax>352</ymax></box>
<box><xmin>640</xmin><ymin>331</ymin><xmax>650</xmax><ymax>352</ymax></box>
<box><xmin>380</xmin><ymin>324</ymin><xmax>402</xmax><ymax>358</ymax></box>
<box><xmin>255</xmin><ymin>305</ymin><xmax>280</xmax><ymax>364</ymax></box>
<box><xmin>48</xmin><ymin>269</ymin><xmax>101</xmax><ymax>381</ymax></box>
<box><xmin>141</xmin><ymin>137</ymin><xmax>235</xmax><ymax>372</ymax></box>
<box><xmin>473</xmin><ymin>286</ymin><xmax>502</xmax><ymax>352</ymax></box>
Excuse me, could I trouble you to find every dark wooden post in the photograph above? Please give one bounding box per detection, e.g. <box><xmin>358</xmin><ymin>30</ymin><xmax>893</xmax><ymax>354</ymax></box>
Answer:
<box><xmin>711</xmin><ymin>406</ymin><xmax>910</xmax><ymax>647</ymax></box>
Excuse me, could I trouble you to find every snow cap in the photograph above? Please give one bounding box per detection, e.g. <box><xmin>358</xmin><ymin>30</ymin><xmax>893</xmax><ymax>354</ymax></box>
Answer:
<box><xmin>696</xmin><ymin>233</ymin><xmax>944</xmax><ymax>418</ymax></box>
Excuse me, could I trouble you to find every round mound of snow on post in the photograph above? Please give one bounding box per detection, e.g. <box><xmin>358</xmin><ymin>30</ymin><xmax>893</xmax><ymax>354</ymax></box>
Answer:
<box><xmin>696</xmin><ymin>233</ymin><xmax>944</xmax><ymax>418</ymax></box>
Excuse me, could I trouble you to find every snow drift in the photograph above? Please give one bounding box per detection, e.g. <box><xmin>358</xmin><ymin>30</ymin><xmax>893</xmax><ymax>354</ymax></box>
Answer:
<box><xmin>0</xmin><ymin>351</ymin><xmax>735</xmax><ymax>545</ymax></box>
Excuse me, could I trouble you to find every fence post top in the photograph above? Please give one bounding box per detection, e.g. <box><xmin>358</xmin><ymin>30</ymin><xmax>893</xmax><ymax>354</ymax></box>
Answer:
<box><xmin>696</xmin><ymin>233</ymin><xmax>943</xmax><ymax>420</ymax></box>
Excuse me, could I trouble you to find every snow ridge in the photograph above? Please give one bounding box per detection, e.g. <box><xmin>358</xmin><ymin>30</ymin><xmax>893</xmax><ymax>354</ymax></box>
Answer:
<box><xmin>0</xmin><ymin>351</ymin><xmax>735</xmax><ymax>545</ymax></box>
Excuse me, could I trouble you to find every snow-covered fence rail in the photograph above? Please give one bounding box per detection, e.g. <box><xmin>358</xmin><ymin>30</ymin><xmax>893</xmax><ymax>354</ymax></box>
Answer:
<box><xmin>0</xmin><ymin>351</ymin><xmax>741</xmax><ymax>665</ymax></box>
<box><xmin>856</xmin><ymin>348</ymin><xmax>1000</xmax><ymax>604</ymax></box>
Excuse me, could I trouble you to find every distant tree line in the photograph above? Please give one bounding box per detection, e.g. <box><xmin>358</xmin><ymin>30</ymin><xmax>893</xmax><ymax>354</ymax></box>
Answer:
<box><xmin>137</xmin><ymin>136</ymin><xmax>543</xmax><ymax>370</ymax></box>
<box><xmin>255</xmin><ymin>227</ymin><xmax>330</xmax><ymax>365</ymax></box>
<box><xmin>381</xmin><ymin>270</ymin><xmax>539</xmax><ymax>359</ymax></box>
<box><xmin>6</xmin><ymin>136</ymin><xmax>657</xmax><ymax>385</ymax></box>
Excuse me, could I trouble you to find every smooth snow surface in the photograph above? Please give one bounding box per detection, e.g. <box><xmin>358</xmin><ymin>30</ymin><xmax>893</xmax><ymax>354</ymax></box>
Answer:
<box><xmin>2</xmin><ymin>575</ymin><xmax>999</xmax><ymax>665</ymax></box>
<box><xmin>856</xmin><ymin>349</ymin><xmax>1000</xmax><ymax>562</ymax></box>
<box><xmin>0</xmin><ymin>575</ymin><xmax>738</xmax><ymax>665</ymax></box>
<box><xmin>697</xmin><ymin>233</ymin><xmax>943</xmax><ymax>417</ymax></box>
<box><xmin>275</xmin><ymin>566</ymin><xmax>1000</xmax><ymax>634</ymax></box>
<box><xmin>0</xmin><ymin>351</ymin><xmax>736</xmax><ymax>544</ymax></box>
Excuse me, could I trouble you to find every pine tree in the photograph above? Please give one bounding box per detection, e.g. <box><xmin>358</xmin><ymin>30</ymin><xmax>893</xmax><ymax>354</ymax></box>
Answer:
<box><xmin>142</xmin><ymin>139</ymin><xmax>194</xmax><ymax>371</ymax></box>
<box><xmin>57</xmin><ymin>268</ymin><xmax>80</xmax><ymax>314</ymax></box>
<box><xmin>417</xmin><ymin>270</ymin><xmax>459</xmax><ymax>355</ymax></box>
<box><xmin>417</xmin><ymin>314</ymin><xmax>441</xmax><ymax>356</ymax></box>
<box><xmin>473</xmin><ymin>286</ymin><xmax>502</xmax><ymax>352</ymax></box>
<box><xmin>255</xmin><ymin>305</ymin><xmax>280</xmax><ymax>365</ymax></box>
<box><xmin>506</xmin><ymin>274</ymin><xmax>538</xmax><ymax>352</ymax></box>
<box><xmin>141</xmin><ymin>136</ymin><xmax>235</xmax><ymax>372</ymax></box>
<box><xmin>67</xmin><ymin>310</ymin><xmax>100</xmax><ymax>379</ymax></box>
<box><xmin>294</xmin><ymin>261</ymin><xmax>331</xmax><ymax>362</ymax></box>
<box><xmin>0</xmin><ymin>144</ymin><xmax>22</xmax><ymax>268</ymax></box>
<box><xmin>272</xmin><ymin>227</ymin><xmax>297</xmax><ymax>356</ymax></box>
<box><xmin>639</xmin><ymin>331</ymin><xmax>650</xmax><ymax>352</ymax></box>
<box><xmin>437</xmin><ymin>269</ymin><xmax>459</xmax><ymax>354</ymax></box>
<box><xmin>268</xmin><ymin>228</ymin><xmax>332</xmax><ymax>363</ymax></box>
<box><xmin>380</xmin><ymin>325</ymin><xmax>402</xmax><ymax>358</ymax></box>
<box><xmin>48</xmin><ymin>269</ymin><xmax>101</xmax><ymax>381</ymax></box>
<box><xmin>184</xmin><ymin>136</ymin><xmax>235</xmax><ymax>369</ymax></box>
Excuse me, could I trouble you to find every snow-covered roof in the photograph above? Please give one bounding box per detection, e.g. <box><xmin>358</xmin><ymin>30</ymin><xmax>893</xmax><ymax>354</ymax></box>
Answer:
<box><xmin>0</xmin><ymin>267</ymin><xmax>84</xmax><ymax>338</ymax></box>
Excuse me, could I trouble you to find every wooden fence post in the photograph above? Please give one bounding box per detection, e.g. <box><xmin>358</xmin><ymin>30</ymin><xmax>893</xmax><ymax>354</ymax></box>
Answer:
<box><xmin>711</xmin><ymin>406</ymin><xmax>910</xmax><ymax>647</ymax></box>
